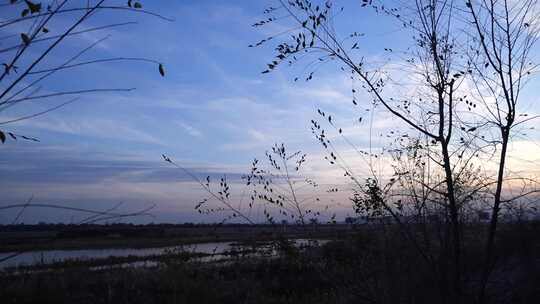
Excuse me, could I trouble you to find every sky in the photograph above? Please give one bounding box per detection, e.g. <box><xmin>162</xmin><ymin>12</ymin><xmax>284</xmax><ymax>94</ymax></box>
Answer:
<box><xmin>1</xmin><ymin>0</ymin><xmax>540</xmax><ymax>224</ymax></box>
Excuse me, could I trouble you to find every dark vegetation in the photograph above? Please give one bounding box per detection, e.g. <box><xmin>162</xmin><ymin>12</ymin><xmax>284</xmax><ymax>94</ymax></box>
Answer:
<box><xmin>1</xmin><ymin>222</ymin><xmax>539</xmax><ymax>304</ymax></box>
<box><xmin>0</xmin><ymin>223</ymin><xmax>350</xmax><ymax>252</ymax></box>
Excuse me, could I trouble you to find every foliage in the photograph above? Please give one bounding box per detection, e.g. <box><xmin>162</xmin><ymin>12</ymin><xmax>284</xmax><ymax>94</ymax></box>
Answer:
<box><xmin>2</xmin><ymin>223</ymin><xmax>540</xmax><ymax>303</ymax></box>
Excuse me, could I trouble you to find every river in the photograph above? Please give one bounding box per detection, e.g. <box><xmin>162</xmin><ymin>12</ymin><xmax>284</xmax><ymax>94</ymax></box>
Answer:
<box><xmin>0</xmin><ymin>239</ymin><xmax>327</xmax><ymax>269</ymax></box>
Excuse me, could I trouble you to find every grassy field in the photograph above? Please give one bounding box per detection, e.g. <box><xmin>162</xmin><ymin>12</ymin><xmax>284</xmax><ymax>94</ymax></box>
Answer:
<box><xmin>1</xmin><ymin>222</ymin><xmax>539</xmax><ymax>304</ymax></box>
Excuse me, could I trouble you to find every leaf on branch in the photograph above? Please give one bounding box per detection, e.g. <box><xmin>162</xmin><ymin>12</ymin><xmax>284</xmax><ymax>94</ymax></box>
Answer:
<box><xmin>20</xmin><ymin>135</ymin><xmax>39</xmax><ymax>142</ymax></box>
<box><xmin>158</xmin><ymin>63</ymin><xmax>165</xmax><ymax>77</ymax></box>
<box><xmin>134</xmin><ymin>2</ymin><xmax>142</xmax><ymax>9</ymax></box>
<box><xmin>162</xmin><ymin>154</ymin><xmax>172</xmax><ymax>163</ymax></box>
<box><xmin>24</xmin><ymin>0</ymin><xmax>41</xmax><ymax>14</ymax></box>
<box><xmin>0</xmin><ymin>131</ymin><xmax>5</xmax><ymax>143</ymax></box>
<box><xmin>2</xmin><ymin>63</ymin><xmax>10</xmax><ymax>75</ymax></box>
<box><xmin>42</xmin><ymin>27</ymin><xmax>49</xmax><ymax>33</ymax></box>
<box><xmin>127</xmin><ymin>0</ymin><xmax>132</xmax><ymax>7</ymax></box>
<box><xmin>20</xmin><ymin>33</ymin><xmax>31</xmax><ymax>46</ymax></box>
<box><xmin>22</xmin><ymin>9</ymin><xmax>29</xmax><ymax>17</ymax></box>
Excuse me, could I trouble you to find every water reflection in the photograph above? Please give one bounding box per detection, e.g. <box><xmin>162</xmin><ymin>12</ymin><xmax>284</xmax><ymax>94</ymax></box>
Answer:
<box><xmin>0</xmin><ymin>239</ymin><xmax>327</xmax><ymax>270</ymax></box>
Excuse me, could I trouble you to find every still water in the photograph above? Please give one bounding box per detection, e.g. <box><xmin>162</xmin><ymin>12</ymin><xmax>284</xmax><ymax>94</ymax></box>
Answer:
<box><xmin>0</xmin><ymin>239</ymin><xmax>326</xmax><ymax>269</ymax></box>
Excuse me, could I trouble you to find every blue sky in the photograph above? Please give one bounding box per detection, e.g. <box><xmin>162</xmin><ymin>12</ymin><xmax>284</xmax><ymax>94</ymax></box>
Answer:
<box><xmin>1</xmin><ymin>1</ymin><xmax>539</xmax><ymax>224</ymax></box>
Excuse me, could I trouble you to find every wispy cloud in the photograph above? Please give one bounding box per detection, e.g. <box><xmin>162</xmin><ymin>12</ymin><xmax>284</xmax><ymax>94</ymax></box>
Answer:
<box><xmin>2</xmin><ymin>1</ymin><xmax>540</xmax><ymax>224</ymax></box>
<box><xmin>176</xmin><ymin>121</ymin><xmax>203</xmax><ymax>138</ymax></box>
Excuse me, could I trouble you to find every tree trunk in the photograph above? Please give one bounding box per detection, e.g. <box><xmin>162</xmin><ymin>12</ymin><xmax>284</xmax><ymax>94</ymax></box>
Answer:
<box><xmin>479</xmin><ymin>128</ymin><xmax>510</xmax><ymax>303</ymax></box>
<box><xmin>441</xmin><ymin>141</ymin><xmax>462</xmax><ymax>302</ymax></box>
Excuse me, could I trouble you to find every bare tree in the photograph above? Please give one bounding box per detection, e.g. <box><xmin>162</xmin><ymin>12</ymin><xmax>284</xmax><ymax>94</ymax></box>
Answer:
<box><xmin>251</xmin><ymin>0</ymin><xmax>539</xmax><ymax>302</ymax></box>
<box><xmin>465</xmin><ymin>1</ymin><xmax>540</xmax><ymax>301</ymax></box>
<box><xmin>255</xmin><ymin>0</ymin><xmax>469</xmax><ymax>299</ymax></box>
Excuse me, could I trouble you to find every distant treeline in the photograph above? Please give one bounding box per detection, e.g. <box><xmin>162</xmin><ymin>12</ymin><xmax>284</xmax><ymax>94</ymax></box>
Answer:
<box><xmin>0</xmin><ymin>223</ymin><xmax>351</xmax><ymax>244</ymax></box>
<box><xmin>0</xmin><ymin>222</ymin><xmax>283</xmax><ymax>232</ymax></box>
